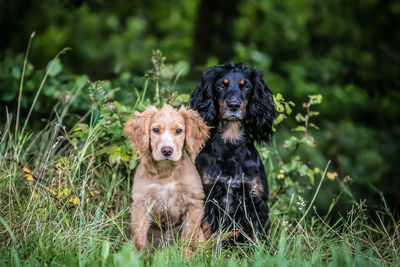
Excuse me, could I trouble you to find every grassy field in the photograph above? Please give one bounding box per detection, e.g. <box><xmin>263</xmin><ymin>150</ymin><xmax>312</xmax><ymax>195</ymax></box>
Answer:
<box><xmin>0</xmin><ymin>53</ymin><xmax>399</xmax><ymax>267</ymax></box>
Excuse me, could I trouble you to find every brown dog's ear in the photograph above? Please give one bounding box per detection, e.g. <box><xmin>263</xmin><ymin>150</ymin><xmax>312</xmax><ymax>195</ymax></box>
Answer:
<box><xmin>124</xmin><ymin>106</ymin><xmax>157</xmax><ymax>157</ymax></box>
<box><xmin>179</xmin><ymin>106</ymin><xmax>210</xmax><ymax>161</ymax></box>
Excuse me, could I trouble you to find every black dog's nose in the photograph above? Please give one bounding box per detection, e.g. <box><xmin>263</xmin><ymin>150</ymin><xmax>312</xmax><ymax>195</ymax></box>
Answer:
<box><xmin>161</xmin><ymin>146</ymin><xmax>173</xmax><ymax>157</ymax></box>
<box><xmin>227</xmin><ymin>101</ymin><xmax>240</xmax><ymax>111</ymax></box>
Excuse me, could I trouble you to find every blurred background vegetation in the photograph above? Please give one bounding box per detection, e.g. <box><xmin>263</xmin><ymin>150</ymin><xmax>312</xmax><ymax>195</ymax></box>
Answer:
<box><xmin>1</xmin><ymin>0</ymin><xmax>399</xmax><ymax>216</ymax></box>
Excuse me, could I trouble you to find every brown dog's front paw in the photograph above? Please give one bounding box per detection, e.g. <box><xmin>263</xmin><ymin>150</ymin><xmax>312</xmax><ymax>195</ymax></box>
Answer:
<box><xmin>196</xmin><ymin>228</ymin><xmax>207</xmax><ymax>242</ymax></box>
<box><xmin>132</xmin><ymin>232</ymin><xmax>147</xmax><ymax>252</ymax></box>
<box><xmin>185</xmin><ymin>246</ymin><xmax>194</xmax><ymax>258</ymax></box>
<box><xmin>134</xmin><ymin>240</ymin><xmax>146</xmax><ymax>252</ymax></box>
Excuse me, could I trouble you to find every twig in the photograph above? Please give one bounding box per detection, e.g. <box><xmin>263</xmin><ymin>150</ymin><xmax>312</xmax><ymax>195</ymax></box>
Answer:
<box><xmin>288</xmin><ymin>160</ymin><xmax>330</xmax><ymax>239</ymax></box>
<box><xmin>15</xmin><ymin>32</ymin><xmax>35</xmax><ymax>141</ymax></box>
<box><xmin>21</xmin><ymin>47</ymin><xmax>71</xmax><ymax>136</ymax></box>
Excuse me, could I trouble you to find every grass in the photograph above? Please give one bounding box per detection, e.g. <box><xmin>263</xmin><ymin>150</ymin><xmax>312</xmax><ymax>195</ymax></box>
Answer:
<box><xmin>1</xmin><ymin>96</ymin><xmax>399</xmax><ymax>267</ymax></box>
<box><xmin>0</xmin><ymin>49</ymin><xmax>399</xmax><ymax>266</ymax></box>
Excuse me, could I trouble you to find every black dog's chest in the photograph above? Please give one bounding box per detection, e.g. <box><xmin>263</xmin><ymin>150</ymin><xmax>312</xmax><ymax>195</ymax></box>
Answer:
<box><xmin>213</xmin><ymin>149</ymin><xmax>245</xmax><ymax>178</ymax></box>
<box><xmin>195</xmin><ymin>134</ymin><xmax>270</xmax><ymax>236</ymax></box>
<box><xmin>196</xmin><ymin>137</ymin><xmax>263</xmax><ymax>180</ymax></box>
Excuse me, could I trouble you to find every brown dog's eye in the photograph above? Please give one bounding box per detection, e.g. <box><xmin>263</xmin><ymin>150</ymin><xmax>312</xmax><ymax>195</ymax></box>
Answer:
<box><xmin>176</xmin><ymin>128</ymin><xmax>182</xmax><ymax>134</ymax></box>
<box><xmin>152</xmin><ymin>128</ymin><xmax>160</xmax><ymax>134</ymax></box>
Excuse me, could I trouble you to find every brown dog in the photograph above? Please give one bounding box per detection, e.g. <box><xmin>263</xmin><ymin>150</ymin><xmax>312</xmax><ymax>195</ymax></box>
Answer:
<box><xmin>124</xmin><ymin>104</ymin><xmax>209</xmax><ymax>253</ymax></box>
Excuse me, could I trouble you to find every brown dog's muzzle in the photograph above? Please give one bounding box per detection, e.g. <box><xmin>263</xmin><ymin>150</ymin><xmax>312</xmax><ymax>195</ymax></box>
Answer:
<box><xmin>161</xmin><ymin>146</ymin><xmax>173</xmax><ymax>158</ymax></box>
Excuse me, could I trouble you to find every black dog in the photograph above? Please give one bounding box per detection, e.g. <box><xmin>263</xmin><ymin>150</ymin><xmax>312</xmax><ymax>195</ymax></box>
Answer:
<box><xmin>190</xmin><ymin>63</ymin><xmax>275</xmax><ymax>243</ymax></box>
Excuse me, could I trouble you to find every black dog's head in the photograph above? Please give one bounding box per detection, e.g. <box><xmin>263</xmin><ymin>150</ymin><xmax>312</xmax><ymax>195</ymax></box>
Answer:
<box><xmin>190</xmin><ymin>63</ymin><xmax>275</xmax><ymax>143</ymax></box>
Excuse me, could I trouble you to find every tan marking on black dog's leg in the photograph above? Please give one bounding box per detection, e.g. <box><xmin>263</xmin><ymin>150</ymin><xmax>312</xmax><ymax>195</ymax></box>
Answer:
<box><xmin>249</xmin><ymin>178</ymin><xmax>264</xmax><ymax>197</ymax></box>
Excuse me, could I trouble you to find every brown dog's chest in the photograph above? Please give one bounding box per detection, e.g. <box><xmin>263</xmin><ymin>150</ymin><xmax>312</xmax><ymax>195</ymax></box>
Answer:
<box><xmin>144</xmin><ymin>182</ymin><xmax>190</xmax><ymax>225</ymax></box>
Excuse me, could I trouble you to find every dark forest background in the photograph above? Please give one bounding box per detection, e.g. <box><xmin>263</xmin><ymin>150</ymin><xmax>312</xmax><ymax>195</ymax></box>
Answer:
<box><xmin>1</xmin><ymin>0</ymin><xmax>399</xmax><ymax>215</ymax></box>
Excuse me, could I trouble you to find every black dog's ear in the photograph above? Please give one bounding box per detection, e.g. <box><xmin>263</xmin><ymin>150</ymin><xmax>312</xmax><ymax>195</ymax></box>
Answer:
<box><xmin>190</xmin><ymin>68</ymin><xmax>218</xmax><ymax>126</ymax></box>
<box><xmin>244</xmin><ymin>69</ymin><xmax>275</xmax><ymax>143</ymax></box>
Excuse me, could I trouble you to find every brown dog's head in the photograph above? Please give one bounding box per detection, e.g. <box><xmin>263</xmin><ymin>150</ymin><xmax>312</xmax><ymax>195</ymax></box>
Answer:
<box><xmin>124</xmin><ymin>104</ymin><xmax>209</xmax><ymax>162</ymax></box>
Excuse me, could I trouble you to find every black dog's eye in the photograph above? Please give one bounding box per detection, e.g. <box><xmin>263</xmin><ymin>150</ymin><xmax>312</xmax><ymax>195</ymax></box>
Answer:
<box><xmin>218</xmin><ymin>83</ymin><xmax>227</xmax><ymax>89</ymax></box>
<box><xmin>239</xmin><ymin>80</ymin><xmax>250</xmax><ymax>90</ymax></box>
<box><xmin>176</xmin><ymin>128</ymin><xmax>183</xmax><ymax>134</ymax></box>
<box><xmin>152</xmin><ymin>128</ymin><xmax>160</xmax><ymax>134</ymax></box>
<box><xmin>218</xmin><ymin>78</ymin><xmax>230</xmax><ymax>89</ymax></box>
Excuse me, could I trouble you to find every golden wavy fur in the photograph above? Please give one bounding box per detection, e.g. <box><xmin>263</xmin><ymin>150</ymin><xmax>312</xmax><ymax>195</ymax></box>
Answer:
<box><xmin>124</xmin><ymin>104</ymin><xmax>209</xmax><ymax>255</ymax></box>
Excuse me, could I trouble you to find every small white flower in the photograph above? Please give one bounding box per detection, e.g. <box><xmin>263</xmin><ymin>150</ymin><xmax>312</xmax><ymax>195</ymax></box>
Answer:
<box><xmin>282</xmin><ymin>220</ymin><xmax>291</xmax><ymax>231</ymax></box>
<box><xmin>296</xmin><ymin>195</ymin><xmax>306</xmax><ymax>207</ymax></box>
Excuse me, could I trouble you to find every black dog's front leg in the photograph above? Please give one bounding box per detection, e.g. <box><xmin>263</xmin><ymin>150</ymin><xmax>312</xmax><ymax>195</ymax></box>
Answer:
<box><xmin>247</xmin><ymin>196</ymin><xmax>269</xmax><ymax>241</ymax></box>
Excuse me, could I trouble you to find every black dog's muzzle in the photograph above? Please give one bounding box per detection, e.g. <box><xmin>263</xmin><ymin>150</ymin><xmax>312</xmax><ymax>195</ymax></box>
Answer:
<box><xmin>221</xmin><ymin>100</ymin><xmax>245</xmax><ymax>121</ymax></box>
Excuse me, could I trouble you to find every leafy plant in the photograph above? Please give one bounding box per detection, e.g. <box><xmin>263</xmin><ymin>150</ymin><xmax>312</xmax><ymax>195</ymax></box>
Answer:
<box><xmin>1</xmin><ymin>50</ymin><xmax>398</xmax><ymax>267</ymax></box>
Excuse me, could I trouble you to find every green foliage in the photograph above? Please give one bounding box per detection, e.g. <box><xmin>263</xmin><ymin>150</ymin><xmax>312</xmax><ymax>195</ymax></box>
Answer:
<box><xmin>0</xmin><ymin>0</ymin><xmax>198</xmax><ymax>78</ymax></box>
<box><xmin>2</xmin><ymin>0</ymin><xmax>399</xmax><ymax>212</ymax></box>
<box><xmin>1</xmin><ymin>51</ymin><xmax>399</xmax><ymax>266</ymax></box>
<box><xmin>0</xmin><ymin>52</ymin><xmax>89</xmax><ymax>129</ymax></box>
<box><xmin>0</xmin><ymin>0</ymin><xmax>398</xmax><ymax>264</ymax></box>
<box><xmin>265</xmin><ymin>93</ymin><xmax>327</xmax><ymax>219</ymax></box>
<box><xmin>68</xmin><ymin>51</ymin><xmax>190</xmax><ymax>170</ymax></box>
<box><xmin>229</xmin><ymin>0</ymin><xmax>400</xmax><ymax>212</ymax></box>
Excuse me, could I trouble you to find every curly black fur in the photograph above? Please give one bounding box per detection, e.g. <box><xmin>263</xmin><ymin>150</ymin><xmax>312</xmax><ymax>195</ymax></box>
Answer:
<box><xmin>190</xmin><ymin>63</ymin><xmax>275</xmax><ymax>243</ymax></box>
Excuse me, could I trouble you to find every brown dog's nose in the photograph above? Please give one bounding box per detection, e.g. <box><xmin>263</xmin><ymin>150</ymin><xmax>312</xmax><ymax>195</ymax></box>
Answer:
<box><xmin>161</xmin><ymin>146</ymin><xmax>173</xmax><ymax>157</ymax></box>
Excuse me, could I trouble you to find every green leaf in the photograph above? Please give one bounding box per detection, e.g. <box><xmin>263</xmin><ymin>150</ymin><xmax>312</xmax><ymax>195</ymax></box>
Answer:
<box><xmin>309</xmin><ymin>94</ymin><xmax>322</xmax><ymax>105</ymax></box>
<box><xmin>282</xmin><ymin>160</ymin><xmax>298</xmax><ymax>173</ymax></box>
<box><xmin>283</xmin><ymin>136</ymin><xmax>299</xmax><ymax>149</ymax></box>
<box><xmin>70</xmin><ymin>138</ymin><xmax>78</xmax><ymax>147</ymax></box>
<box><xmin>71</xmin><ymin>123</ymin><xmax>89</xmax><ymax>140</ymax></box>
<box><xmin>11</xmin><ymin>66</ymin><xmax>21</xmax><ymax>79</ymax></box>
<box><xmin>129</xmin><ymin>155</ymin><xmax>138</xmax><ymax>170</ymax></box>
<box><xmin>173</xmin><ymin>61</ymin><xmax>189</xmax><ymax>76</ymax></box>
<box><xmin>301</xmin><ymin>136</ymin><xmax>315</xmax><ymax>146</ymax></box>
<box><xmin>275</xmin><ymin>93</ymin><xmax>284</xmax><ymax>101</ymax></box>
<box><xmin>101</xmin><ymin>241</ymin><xmax>110</xmax><ymax>263</ymax></box>
<box><xmin>314</xmin><ymin>167</ymin><xmax>322</xmax><ymax>174</ymax></box>
<box><xmin>297</xmin><ymin>164</ymin><xmax>309</xmax><ymax>176</ymax></box>
<box><xmin>2</xmin><ymin>92</ymin><xmax>16</xmax><ymax>102</ymax></box>
<box><xmin>274</xmin><ymin>114</ymin><xmax>287</xmax><ymax>125</ymax></box>
<box><xmin>260</xmin><ymin>149</ymin><xmax>270</xmax><ymax>160</ymax></box>
<box><xmin>109</xmin><ymin>151</ymin><xmax>121</xmax><ymax>164</ymax></box>
<box><xmin>174</xmin><ymin>93</ymin><xmax>190</xmax><ymax>104</ymax></box>
<box><xmin>284</xmin><ymin>103</ymin><xmax>292</xmax><ymax>114</ymax></box>
<box><xmin>276</xmin><ymin>102</ymin><xmax>285</xmax><ymax>113</ymax></box>
<box><xmin>295</xmin><ymin>113</ymin><xmax>306</xmax><ymax>122</ymax></box>
<box><xmin>46</xmin><ymin>58</ymin><xmax>62</xmax><ymax>77</ymax></box>
<box><xmin>292</xmin><ymin>126</ymin><xmax>306</xmax><ymax>132</ymax></box>
<box><xmin>307</xmin><ymin>168</ymin><xmax>315</xmax><ymax>185</ymax></box>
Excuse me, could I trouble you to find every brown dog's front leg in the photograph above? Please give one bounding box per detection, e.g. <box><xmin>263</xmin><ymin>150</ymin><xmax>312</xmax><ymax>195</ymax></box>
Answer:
<box><xmin>180</xmin><ymin>201</ymin><xmax>206</xmax><ymax>257</ymax></box>
<box><xmin>131</xmin><ymin>203</ymin><xmax>151</xmax><ymax>251</ymax></box>
<box><xmin>181</xmin><ymin>201</ymin><xmax>206</xmax><ymax>243</ymax></box>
